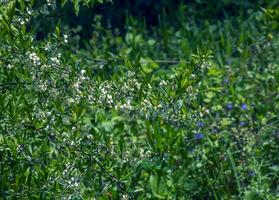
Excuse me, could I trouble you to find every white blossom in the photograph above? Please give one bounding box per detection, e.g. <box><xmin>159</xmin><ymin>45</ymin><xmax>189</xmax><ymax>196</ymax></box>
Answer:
<box><xmin>63</xmin><ymin>34</ymin><xmax>68</xmax><ymax>43</ymax></box>
<box><xmin>28</xmin><ymin>52</ymin><xmax>41</xmax><ymax>65</ymax></box>
<box><xmin>50</xmin><ymin>57</ymin><xmax>60</xmax><ymax>65</ymax></box>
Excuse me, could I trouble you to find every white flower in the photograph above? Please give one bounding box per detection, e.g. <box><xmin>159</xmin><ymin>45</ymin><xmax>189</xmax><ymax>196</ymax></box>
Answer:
<box><xmin>38</xmin><ymin>83</ymin><xmax>47</xmax><ymax>91</ymax></box>
<box><xmin>18</xmin><ymin>18</ymin><xmax>25</xmax><ymax>25</ymax></box>
<box><xmin>50</xmin><ymin>57</ymin><xmax>60</xmax><ymax>65</ymax></box>
<box><xmin>44</xmin><ymin>43</ymin><xmax>51</xmax><ymax>51</ymax></box>
<box><xmin>68</xmin><ymin>98</ymin><xmax>74</xmax><ymax>104</ymax></box>
<box><xmin>63</xmin><ymin>34</ymin><xmax>68</xmax><ymax>43</ymax></box>
<box><xmin>159</xmin><ymin>80</ymin><xmax>168</xmax><ymax>87</ymax></box>
<box><xmin>7</xmin><ymin>64</ymin><xmax>13</xmax><ymax>69</ymax></box>
<box><xmin>28</xmin><ymin>52</ymin><xmax>41</xmax><ymax>65</ymax></box>
<box><xmin>47</xmin><ymin>0</ymin><xmax>53</xmax><ymax>6</ymax></box>
<box><xmin>106</xmin><ymin>95</ymin><xmax>113</xmax><ymax>104</ymax></box>
<box><xmin>121</xmin><ymin>99</ymin><xmax>132</xmax><ymax>110</ymax></box>
<box><xmin>73</xmin><ymin>82</ymin><xmax>80</xmax><ymax>89</ymax></box>
<box><xmin>27</xmin><ymin>8</ymin><xmax>32</xmax><ymax>15</ymax></box>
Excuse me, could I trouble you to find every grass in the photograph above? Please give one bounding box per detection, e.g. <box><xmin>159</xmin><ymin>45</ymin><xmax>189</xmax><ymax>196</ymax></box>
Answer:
<box><xmin>0</xmin><ymin>1</ymin><xmax>279</xmax><ymax>199</ymax></box>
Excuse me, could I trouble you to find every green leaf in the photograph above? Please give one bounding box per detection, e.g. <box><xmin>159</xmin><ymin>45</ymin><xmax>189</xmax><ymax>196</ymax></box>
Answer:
<box><xmin>207</xmin><ymin>67</ymin><xmax>223</xmax><ymax>76</ymax></box>
<box><xmin>149</xmin><ymin>175</ymin><xmax>168</xmax><ymax>199</ymax></box>
<box><xmin>226</xmin><ymin>149</ymin><xmax>241</xmax><ymax>193</ymax></box>
<box><xmin>74</xmin><ymin>0</ymin><xmax>80</xmax><ymax>16</ymax></box>
<box><xmin>221</xmin><ymin>118</ymin><xmax>231</xmax><ymax>126</ymax></box>
<box><xmin>18</xmin><ymin>0</ymin><xmax>26</xmax><ymax>11</ymax></box>
<box><xmin>6</xmin><ymin>1</ymin><xmax>15</xmax><ymax>24</ymax></box>
<box><xmin>61</xmin><ymin>0</ymin><xmax>69</xmax><ymax>7</ymax></box>
<box><xmin>206</xmin><ymin>91</ymin><xmax>215</xmax><ymax>99</ymax></box>
<box><xmin>140</xmin><ymin>57</ymin><xmax>159</xmax><ymax>73</ymax></box>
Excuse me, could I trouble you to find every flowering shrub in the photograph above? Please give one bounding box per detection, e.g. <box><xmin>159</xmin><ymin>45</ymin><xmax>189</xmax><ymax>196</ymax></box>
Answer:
<box><xmin>0</xmin><ymin>0</ymin><xmax>279</xmax><ymax>199</ymax></box>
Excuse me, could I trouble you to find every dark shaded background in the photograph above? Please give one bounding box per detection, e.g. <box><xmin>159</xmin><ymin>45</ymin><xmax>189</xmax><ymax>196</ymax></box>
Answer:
<box><xmin>34</xmin><ymin>0</ymin><xmax>277</xmax><ymax>43</ymax></box>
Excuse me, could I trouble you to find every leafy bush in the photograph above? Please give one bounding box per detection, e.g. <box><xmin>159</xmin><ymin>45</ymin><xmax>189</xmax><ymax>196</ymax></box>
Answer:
<box><xmin>0</xmin><ymin>0</ymin><xmax>278</xmax><ymax>199</ymax></box>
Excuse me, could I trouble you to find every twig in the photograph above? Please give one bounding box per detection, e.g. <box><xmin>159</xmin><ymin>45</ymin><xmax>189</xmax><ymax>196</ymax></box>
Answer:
<box><xmin>0</xmin><ymin>81</ymin><xmax>20</xmax><ymax>87</ymax></box>
<box><xmin>90</xmin><ymin>155</ymin><xmax>135</xmax><ymax>199</ymax></box>
<box><xmin>64</xmin><ymin>145</ymin><xmax>135</xmax><ymax>199</ymax></box>
<box><xmin>0</xmin><ymin>81</ymin><xmax>29</xmax><ymax>92</ymax></box>
<box><xmin>90</xmin><ymin>58</ymin><xmax>189</xmax><ymax>64</ymax></box>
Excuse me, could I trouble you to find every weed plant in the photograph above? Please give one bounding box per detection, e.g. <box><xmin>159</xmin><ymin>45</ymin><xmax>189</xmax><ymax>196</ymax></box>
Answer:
<box><xmin>0</xmin><ymin>0</ymin><xmax>278</xmax><ymax>199</ymax></box>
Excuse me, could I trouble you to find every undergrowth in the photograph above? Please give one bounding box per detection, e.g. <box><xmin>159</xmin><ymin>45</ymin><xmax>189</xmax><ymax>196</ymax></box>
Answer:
<box><xmin>0</xmin><ymin>0</ymin><xmax>278</xmax><ymax>199</ymax></box>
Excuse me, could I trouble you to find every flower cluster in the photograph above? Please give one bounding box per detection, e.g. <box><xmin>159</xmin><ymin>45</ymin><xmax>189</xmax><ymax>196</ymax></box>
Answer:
<box><xmin>28</xmin><ymin>51</ymin><xmax>41</xmax><ymax>65</ymax></box>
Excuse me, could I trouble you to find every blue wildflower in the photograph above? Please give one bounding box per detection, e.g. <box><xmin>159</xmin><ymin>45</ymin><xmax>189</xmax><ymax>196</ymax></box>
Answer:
<box><xmin>226</xmin><ymin>103</ymin><xmax>233</xmax><ymax>110</ymax></box>
<box><xmin>223</xmin><ymin>78</ymin><xmax>229</xmax><ymax>84</ymax></box>
<box><xmin>196</xmin><ymin>121</ymin><xmax>204</xmax><ymax>128</ymax></box>
<box><xmin>195</xmin><ymin>133</ymin><xmax>204</xmax><ymax>140</ymax></box>
<box><xmin>239</xmin><ymin>121</ymin><xmax>246</xmax><ymax>126</ymax></box>
<box><xmin>248</xmin><ymin>171</ymin><xmax>256</xmax><ymax>177</ymax></box>
<box><xmin>212</xmin><ymin>128</ymin><xmax>219</xmax><ymax>134</ymax></box>
<box><xmin>241</xmin><ymin>103</ymin><xmax>248</xmax><ymax>110</ymax></box>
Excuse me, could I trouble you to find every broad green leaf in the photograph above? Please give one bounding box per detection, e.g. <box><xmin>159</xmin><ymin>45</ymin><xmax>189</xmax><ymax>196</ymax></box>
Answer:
<box><xmin>149</xmin><ymin>175</ymin><xmax>168</xmax><ymax>199</ymax></box>
<box><xmin>140</xmin><ymin>57</ymin><xmax>159</xmax><ymax>73</ymax></box>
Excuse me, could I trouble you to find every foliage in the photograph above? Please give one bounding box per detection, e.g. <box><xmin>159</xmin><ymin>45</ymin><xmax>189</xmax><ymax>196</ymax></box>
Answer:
<box><xmin>60</xmin><ymin>0</ymin><xmax>112</xmax><ymax>15</ymax></box>
<box><xmin>0</xmin><ymin>0</ymin><xmax>279</xmax><ymax>199</ymax></box>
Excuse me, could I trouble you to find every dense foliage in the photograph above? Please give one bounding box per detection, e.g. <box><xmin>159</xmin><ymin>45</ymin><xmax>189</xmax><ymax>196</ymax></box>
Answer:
<box><xmin>0</xmin><ymin>0</ymin><xmax>279</xmax><ymax>199</ymax></box>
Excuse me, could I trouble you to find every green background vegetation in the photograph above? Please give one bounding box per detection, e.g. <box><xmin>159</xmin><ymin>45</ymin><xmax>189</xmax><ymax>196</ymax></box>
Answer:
<box><xmin>0</xmin><ymin>0</ymin><xmax>278</xmax><ymax>199</ymax></box>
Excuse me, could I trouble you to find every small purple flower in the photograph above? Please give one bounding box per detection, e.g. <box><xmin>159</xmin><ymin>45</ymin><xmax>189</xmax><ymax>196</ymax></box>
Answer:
<box><xmin>241</xmin><ymin>103</ymin><xmax>248</xmax><ymax>110</ymax></box>
<box><xmin>195</xmin><ymin>133</ymin><xmax>204</xmax><ymax>140</ymax></box>
<box><xmin>212</xmin><ymin>128</ymin><xmax>219</xmax><ymax>134</ymax></box>
<box><xmin>223</xmin><ymin>78</ymin><xmax>229</xmax><ymax>84</ymax></box>
<box><xmin>196</xmin><ymin>121</ymin><xmax>205</xmax><ymax>128</ymax></box>
<box><xmin>226</xmin><ymin>103</ymin><xmax>233</xmax><ymax>110</ymax></box>
<box><xmin>248</xmin><ymin>171</ymin><xmax>256</xmax><ymax>177</ymax></box>
<box><xmin>239</xmin><ymin>121</ymin><xmax>246</xmax><ymax>126</ymax></box>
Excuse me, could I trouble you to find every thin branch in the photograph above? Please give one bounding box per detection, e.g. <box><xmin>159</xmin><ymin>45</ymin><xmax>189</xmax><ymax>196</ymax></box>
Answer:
<box><xmin>90</xmin><ymin>58</ymin><xmax>189</xmax><ymax>64</ymax></box>
<box><xmin>58</xmin><ymin>144</ymin><xmax>135</xmax><ymax>199</ymax></box>
<box><xmin>0</xmin><ymin>81</ymin><xmax>29</xmax><ymax>91</ymax></box>
<box><xmin>0</xmin><ymin>81</ymin><xmax>19</xmax><ymax>87</ymax></box>
<box><xmin>90</xmin><ymin>155</ymin><xmax>135</xmax><ymax>199</ymax></box>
